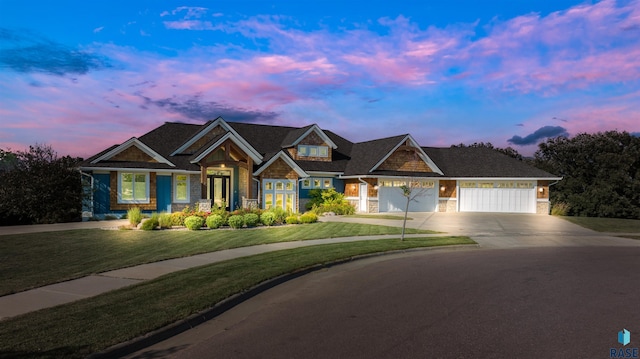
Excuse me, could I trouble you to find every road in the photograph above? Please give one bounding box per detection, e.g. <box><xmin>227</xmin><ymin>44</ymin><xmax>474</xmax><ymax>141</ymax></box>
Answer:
<box><xmin>128</xmin><ymin>245</ymin><xmax>640</xmax><ymax>359</ymax></box>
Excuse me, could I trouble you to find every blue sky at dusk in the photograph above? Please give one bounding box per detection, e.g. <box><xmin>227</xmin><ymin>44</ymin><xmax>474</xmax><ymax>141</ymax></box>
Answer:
<box><xmin>1</xmin><ymin>0</ymin><xmax>639</xmax><ymax>158</ymax></box>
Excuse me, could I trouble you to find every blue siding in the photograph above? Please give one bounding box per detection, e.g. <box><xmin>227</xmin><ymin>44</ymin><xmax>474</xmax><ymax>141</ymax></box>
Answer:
<box><xmin>157</xmin><ymin>175</ymin><xmax>172</xmax><ymax>213</ymax></box>
<box><xmin>93</xmin><ymin>173</ymin><xmax>111</xmax><ymax>215</ymax></box>
<box><xmin>334</xmin><ymin>179</ymin><xmax>345</xmax><ymax>193</ymax></box>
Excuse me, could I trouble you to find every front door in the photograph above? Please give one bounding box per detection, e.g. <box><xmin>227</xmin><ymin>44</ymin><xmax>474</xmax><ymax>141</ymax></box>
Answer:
<box><xmin>208</xmin><ymin>175</ymin><xmax>231</xmax><ymax>210</ymax></box>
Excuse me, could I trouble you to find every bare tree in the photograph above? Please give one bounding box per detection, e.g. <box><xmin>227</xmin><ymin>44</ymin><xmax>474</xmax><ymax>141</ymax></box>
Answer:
<box><xmin>399</xmin><ymin>179</ymin><xmax>430</xmax><ymax>241</ymax></box>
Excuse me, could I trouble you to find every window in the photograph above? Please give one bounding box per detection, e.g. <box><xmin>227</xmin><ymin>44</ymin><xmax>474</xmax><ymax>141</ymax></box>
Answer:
<box><xmin>263</xmin><ymin>179</ymin><xmax>296</xmax><ymax>211</ymax></box>
<box><xmin>301</xmin><ymin>177</ymin><xmax>333</xmax><ymax>189</ymax></box>
<box><xmin>174</xmin><ymin>174</ymin><xmax>190</xmax><ymax>202</ymax></box>
<box><xmin>298</xmin><ymin>145</ymin><xmax>329</xmax><ymax>158</ymax></box>
<box><xmin>516</xmin><ymin>182</ymin><xmax>534</xmax><ymax>189</ymax></box>
<box><xmin>118</xmin><ymin>172</ymin><xmax>149</xmax><ymax>203</ymax></box>
<box><xmin>479</xmin><ymin>182</ymin><xmax>494</xmax><ymax>188</ymax></box>
<box><xmin>497</xmin><ymin>182</ymin><xmax>514</xmax><ymax>188</ymax></box>
<box><xmin>460</xmin><ymin>182</ymin><xmax>476</xmax><ymax>188</ymax></box>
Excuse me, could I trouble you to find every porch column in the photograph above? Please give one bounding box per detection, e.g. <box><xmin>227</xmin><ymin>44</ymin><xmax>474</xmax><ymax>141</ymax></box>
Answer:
<box><xmin>200</xmin><ymin>166</ymin><xmax>207</xmax><ymax>199</ymax></box>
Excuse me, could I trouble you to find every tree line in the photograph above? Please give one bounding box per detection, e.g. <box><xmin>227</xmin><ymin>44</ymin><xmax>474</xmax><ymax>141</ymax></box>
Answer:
<box><xmin>0</xmin><ymin>145</ymin><xmax>83</xmax><ymax>225</ymax></box>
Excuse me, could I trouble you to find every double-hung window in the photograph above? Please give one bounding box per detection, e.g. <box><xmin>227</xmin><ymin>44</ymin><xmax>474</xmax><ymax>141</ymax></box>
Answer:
<box><xmin>263</xmin><ymin>179</ymin><xmax>296</xmax><ymax>212</ymax></box>
<box><xmin>119</xmin><ymin>172</ymin><xmax>149</xmax><ymax>203</ymax></box>
<box><xmin>298</xmin><ymin>145</ymin><xmax>329</xmax><ymax>158</ymax></box>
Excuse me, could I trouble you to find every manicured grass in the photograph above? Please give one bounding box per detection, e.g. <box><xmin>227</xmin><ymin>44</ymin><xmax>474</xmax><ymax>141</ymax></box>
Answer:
<box><xmin>560</xmin><ymin>216</ymin><xmax>640</xmax><ymax>233</ymax></box>
<box><xmin>0</xmin><ymin>236</ymin><xmax>474</xmax><ymax>359</ymax></box>
<box><xmin>0</xmin><ymin>222</ymin><xmax>437</xmax><ymax>296</ymax></box>
<box><xmin>345</xmin><ymin>214</ymin><xmax>412</xmax><ymax>220</ymax></box>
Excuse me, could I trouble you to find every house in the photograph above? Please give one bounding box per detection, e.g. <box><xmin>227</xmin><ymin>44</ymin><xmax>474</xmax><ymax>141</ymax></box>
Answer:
<box><xmin>79</xmin><ymin>117</ymin><xmax>561</xmax><ymax>217</ymax></box>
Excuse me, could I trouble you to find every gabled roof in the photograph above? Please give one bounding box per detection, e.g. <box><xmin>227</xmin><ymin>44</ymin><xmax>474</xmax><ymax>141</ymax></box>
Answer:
<box><xmin>253</xmin><ymin>151</ymin><xmax>308</xmax><ymax>178</ymax></box>
<box><xmin>89</xmin><ymin>137</ymin><xmax>175</xmax><ymax>167</ymax></box>
<box><xmin>423</xmin><ymin>147</ymin><xmax>560</xmax><ymax>178</ymax></box>
<box><xmin>342</xmin><ymin>134</ymin><xmax>407</xmax><ymax>176</ymax></box>
<box><xmin>369</xmin><ymin>134</ymin><xmax>443</xmax><ymax>175</ymax></box>
<box><xmin>280</xmin><ymin>124</ymin><xmax>338</xmax><ymax>149</ymax></box>
<box><xmin>189</xmin><ymin>131</ymin><xmax>264</xmax><ymax>164</ymax></box>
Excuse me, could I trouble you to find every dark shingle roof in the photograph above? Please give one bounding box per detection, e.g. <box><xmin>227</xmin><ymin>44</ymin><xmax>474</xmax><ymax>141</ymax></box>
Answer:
<box><xmin>342</xmin><ymin>135</ymin><xmax>407</xmax><ymax>176</ymax></box>
<box><xmin>423</xmin><ymin>147</ymin><xmax>558</xmax><ymax>178</ymax></box>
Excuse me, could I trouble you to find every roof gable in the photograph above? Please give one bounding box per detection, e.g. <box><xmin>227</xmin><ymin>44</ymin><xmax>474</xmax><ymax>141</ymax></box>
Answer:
<box><xmin>370</xmin><ymin>135</ymin><xmax>443</xmax><ymax>175</ymax></box>
<box><xmin>190</xmin><ymin>132</ymin><xmax>263</xmax><ymax>164</ymax></box>
<box><xmin>253</xmin><ymin>151</ymin><xmax>308</xmax><ymax>178</ymax></box>
<box><xmin>280</xmin><ymin>124</ymin><xmax>338</xmax><ymax>149</ymax></box>
<box><xmin>90</xmin><ymin>137</ymin><xmax>175</xmax><ymax>167</ymax></box>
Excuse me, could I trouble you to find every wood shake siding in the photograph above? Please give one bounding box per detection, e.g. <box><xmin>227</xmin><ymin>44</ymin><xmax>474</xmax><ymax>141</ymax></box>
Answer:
<box><xmin>110</xmin><ymin>172</ymin><xmax>157</xmax><ymax>210</ymax></box>
<box><xmin>288</xmin><ymin>131</ymin><xmax>332</xmax><ymax>162</ymax></box>
<box><xmin>537</xmin><ymin>180</ymin><xmax>550</xmax><ymax>199</ymax></box>
<box><xmin>378</xmin><ymin>149</ymin><xmax>432</xmax><ymax>172</ymax></box>
<box><xmin>111</xmin><ymin>146</ymin><xmax>158</xmax><ymax>162</ymax></box>
<box><xmin>440</xmin><ymin>180</ymin><xmax>457</xmax><ymax>198</ymax></box>
<box><xmin>185</xmin><ymin>126</ymin><xmax>226</xmax><ymax>153</ymax></box>
<box><xmin>260</xmin><ymin>158</ymin><xmax>299</xmax><ymax>180</ymax></box>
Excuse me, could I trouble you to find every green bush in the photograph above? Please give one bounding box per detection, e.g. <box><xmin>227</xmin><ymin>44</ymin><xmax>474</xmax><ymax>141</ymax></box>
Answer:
<box><xmin>244</xmin><ymin>213</ymin><xmax>260</xmax><ymax>227</ymax></box>
<box><xmin>140</xmin><ymin>218</ymin><xmax>158</xmax><ymax>231</ymax></box>
<box><xmin>300</xmin><ymin>212</ymin><xmax>318</xmax><ymax>224</ymax></box>
<box><xmin>306</xmin><ymin>188</ymin><xmax>355</xmax><ymax>215</ymax></box>
<box><xmin>184</xmin><ymin>215</ymin><xmax>204</xmax><ymax>230</ymax></box>
<box><xmin>158</xmin><ymin>212</ymin><xmax>172</xmax><ymax>229</ymax></box>
<box><xmin>228</xmin><ymin>215</ymin><xmax>245</xmax><ymax>229</ymax></box>
<box><xmin>205</xmin><ymin>214</ymin><xmax>224</xmax><ymax>229</ymax></box>
<box><xmin>170</xmin><ymin>212</ymin><xmax>188</xmax><ymax>226</ymax></box>
<box><xmin>127</xmin><ymin>207</ymin><xmax>143</xmax><ymax>227</ymax></box>
<box><xmin>268</xmin><ymin>207</ymin><xmax>288</xmax><ymax>224</ymax></box>
<box><xmin>260</xmin><ymin>212</ymin><xmax>276</xmax><ymax>226</ymax></box>
<box><xmin>285</xmin><ymin>215</ymin><xmax>299</xmax><ymax>224</ymax></box>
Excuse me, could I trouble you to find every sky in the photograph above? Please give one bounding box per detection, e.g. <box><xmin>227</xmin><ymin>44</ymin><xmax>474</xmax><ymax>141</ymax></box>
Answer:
<box><xmin>1</xmin><ymin>0</ymin><xmax>639</xmax><ymax>158</ymax></box>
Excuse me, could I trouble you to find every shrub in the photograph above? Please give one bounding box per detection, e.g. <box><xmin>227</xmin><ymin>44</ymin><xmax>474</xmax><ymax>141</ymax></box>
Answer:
<box><xmin>127</xmin><ymin>207</ymin><xmax>143</xmax><ymax>227</ymax></box>
<box><xmin>244</xmin><ymin>213</ymin><xmax>260</xmax><ymax>227</ymax></box>
<box><xmin>140</xmin><ymin>218</ymin><xmax>158</xmax><ymax>231</ymax></box>
<box><xmin>171</xmin><ymin>212</ymin><xmax>188</xmax><ymax>226</ymax></box>
<box><xmin>285</xmin><ymin>215</ymin><xmax>299</xmax><ymax>224</ymax></box>
<box><xmin>206</xmin><ymin>214</ymin><xmax>224</xmax><ymax>229</ymax></box>
<box><xmin>300</xmin><ymin>212</ymin><xmax>318</xmax><ymax>224</ymax></box>
<box><xmin>260</xmin><ymin>212</ymin><xmax>277</xmax><ymax>226</ymax></box>
<box><xmin>268</xmin><ymin>207</ymin><xmax>287</xmax><ymax>224</ymax></box>
<box><xmin>184</xmin><ymin>215</ymin><xmax>204</xmax><ymax>230</ymax></box>
<box><xmin>551</xmin><ymin>202</ymin><xmax>570</xmax><ymax>216</ymax></box>
<box><xmin>158</xmin><ymin>212</ymin><xmax>172</xmax><ymax>229</ymax></box>
<box><xmin>228</xmin><ymin>215</ymin><xmax>245</xmax><ymax>229</ymax></box>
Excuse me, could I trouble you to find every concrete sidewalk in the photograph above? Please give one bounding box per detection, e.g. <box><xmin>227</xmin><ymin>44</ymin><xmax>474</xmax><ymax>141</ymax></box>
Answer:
<box><xmin>0</xmin><ymin>233</ymin><xmax>448</xmax><ymax>320</ymax></box>
<box><xmin>2</xmin><ymin>213</ymin><xmax>639</xmax><ymax>320</ymax></box>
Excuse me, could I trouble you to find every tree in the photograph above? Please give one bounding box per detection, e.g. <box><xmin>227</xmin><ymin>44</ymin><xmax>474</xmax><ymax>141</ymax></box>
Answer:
<box><xmin>533</xmin><ymin>131</ymin><xmax>640</xmax><ymax>219</ymax></box>
<box><xmin>452</xmin><ymin>142</ymin><xmax>524</xmax><ymax>161</ymax></box>
<box><xmin>399</xmin><ymin>180</ymin><xmax>431</xmax><ymax>241</ymax></box>
<box><xmin>0</xmin><ymin>144</ymin><xmax>83</xmax><ymax>225</ymax></box>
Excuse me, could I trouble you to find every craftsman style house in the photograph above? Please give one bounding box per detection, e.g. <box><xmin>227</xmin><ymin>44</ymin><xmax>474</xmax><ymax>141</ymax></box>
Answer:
<box><xmin>79</xmin><ymin>117</ymin><xmax>560</xmax><ymax>216</ymax></box>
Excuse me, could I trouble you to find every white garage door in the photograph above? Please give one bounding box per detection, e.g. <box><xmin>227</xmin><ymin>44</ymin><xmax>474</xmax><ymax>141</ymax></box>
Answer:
<box><xmin>378</xmin><ymin>180</ymin><xmax>437</xmax><ymax>212</ymax></box>
<box><xmin>459</xmin><ymin>181</ymin><xmax>536</xmax><ymax>213</ymax></box>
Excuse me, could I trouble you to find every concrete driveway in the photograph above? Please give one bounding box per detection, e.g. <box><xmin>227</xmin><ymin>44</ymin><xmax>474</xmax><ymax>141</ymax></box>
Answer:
<box><xmin>322</xmin><ymin>212</ymin><xmax>640</xmax><ymax>248</ymax></box>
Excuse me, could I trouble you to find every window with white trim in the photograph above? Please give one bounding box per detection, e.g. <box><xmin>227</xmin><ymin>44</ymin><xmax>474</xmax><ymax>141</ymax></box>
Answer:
<box><xmin>174</xmin><ymin>174</ymin><xmax>190</xmax><ymax>203</ymax></box>
<box><xmin>298</xmin><ymin>145</ymin><xmax>329</xmax><ymax>158</ymax></box>
<box><xmin>263</xmin><ymin>179</ymin><xmax>296</xmax><ymax>212</ymax></box>
<box><xmin>301</xmin><ymin>177</ymin><xmax>333</xmax><ymax>189</ymax></box>
<box><xmin>118</xmin><ymin>172</ymin><xmax>149</xmax><ymax>203</ymax></box>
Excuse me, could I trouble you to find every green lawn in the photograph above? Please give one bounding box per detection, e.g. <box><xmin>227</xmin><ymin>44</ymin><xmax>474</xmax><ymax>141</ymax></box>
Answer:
<box><xmin>560</xmin><ymin>216</ymin><xmax>640</xmax><ymax>233</ymax></box>
<box><xmin>0</xmin><ymin>236</ymin><xmax>475</xmax><ymax>359</ymax></box>
<box><xmin>0</xmin><ymin>222</ymin><xmax>437</xmax><ymax>296</ymax></box>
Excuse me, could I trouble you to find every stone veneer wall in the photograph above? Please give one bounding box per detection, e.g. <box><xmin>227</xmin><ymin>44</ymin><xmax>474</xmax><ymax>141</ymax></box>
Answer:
<box><xmin>438</xmin><ymin>199</ymin><xmax>457</xmax><ymax>212</ymax></box>
<box><xmin>368</xmin><ymin>199</ymin><xmax>379</xmax><ymax>213</ymax></box>
<box><xmin>536</xmin><ymin>201</ymin><xmax>550</xmax><ymax>215</ymax></box>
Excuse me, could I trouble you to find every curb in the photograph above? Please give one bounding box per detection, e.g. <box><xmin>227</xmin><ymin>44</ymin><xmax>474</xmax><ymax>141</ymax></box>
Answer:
<box><xmin>89</xmin><ymin>243</ymin><xmax>479</xmax><ymax>358</ymax></box>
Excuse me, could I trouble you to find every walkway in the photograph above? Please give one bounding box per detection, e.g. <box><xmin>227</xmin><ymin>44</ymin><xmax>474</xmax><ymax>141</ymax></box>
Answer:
<box><xmin>1</xmin><ymin>213</ymin><xmax>638</xmax><ymax>320</ymax></box>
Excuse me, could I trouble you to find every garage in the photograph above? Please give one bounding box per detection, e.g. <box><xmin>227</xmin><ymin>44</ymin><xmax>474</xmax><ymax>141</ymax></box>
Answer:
<box><xmin>459</xmin><ymin>181</ymin><xmax>536</xmax><ymax>213</ymax></box>
<box><xmin>378</xmin><ymin>180</ymin><xmax>437</xmax><ymax>212</ymax></box>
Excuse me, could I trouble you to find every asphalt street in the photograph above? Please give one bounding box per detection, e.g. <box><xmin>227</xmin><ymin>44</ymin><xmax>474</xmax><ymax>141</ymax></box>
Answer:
<box><xmin>128</xmin><ymin>245</ymin><xmax>640</xmax><ymax>359</ymax></box>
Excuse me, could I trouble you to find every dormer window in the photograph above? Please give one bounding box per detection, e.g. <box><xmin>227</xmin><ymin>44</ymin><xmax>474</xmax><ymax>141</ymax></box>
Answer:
<box><xmin>298</xmin><ymin>145</ymin><xmax>328</xmax><ymax>157</ymax></box>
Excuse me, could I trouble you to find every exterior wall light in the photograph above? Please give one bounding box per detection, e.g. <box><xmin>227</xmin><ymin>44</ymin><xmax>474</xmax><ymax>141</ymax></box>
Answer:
<box><xmin>538</xmin><ymin>187</ymin><xmax>544</xmax><ymax>193</ymax></box>
<box><xmin>440</xmin><ymin>185</ymin><xmax>446</xmax><ymax>192</ymax></box>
